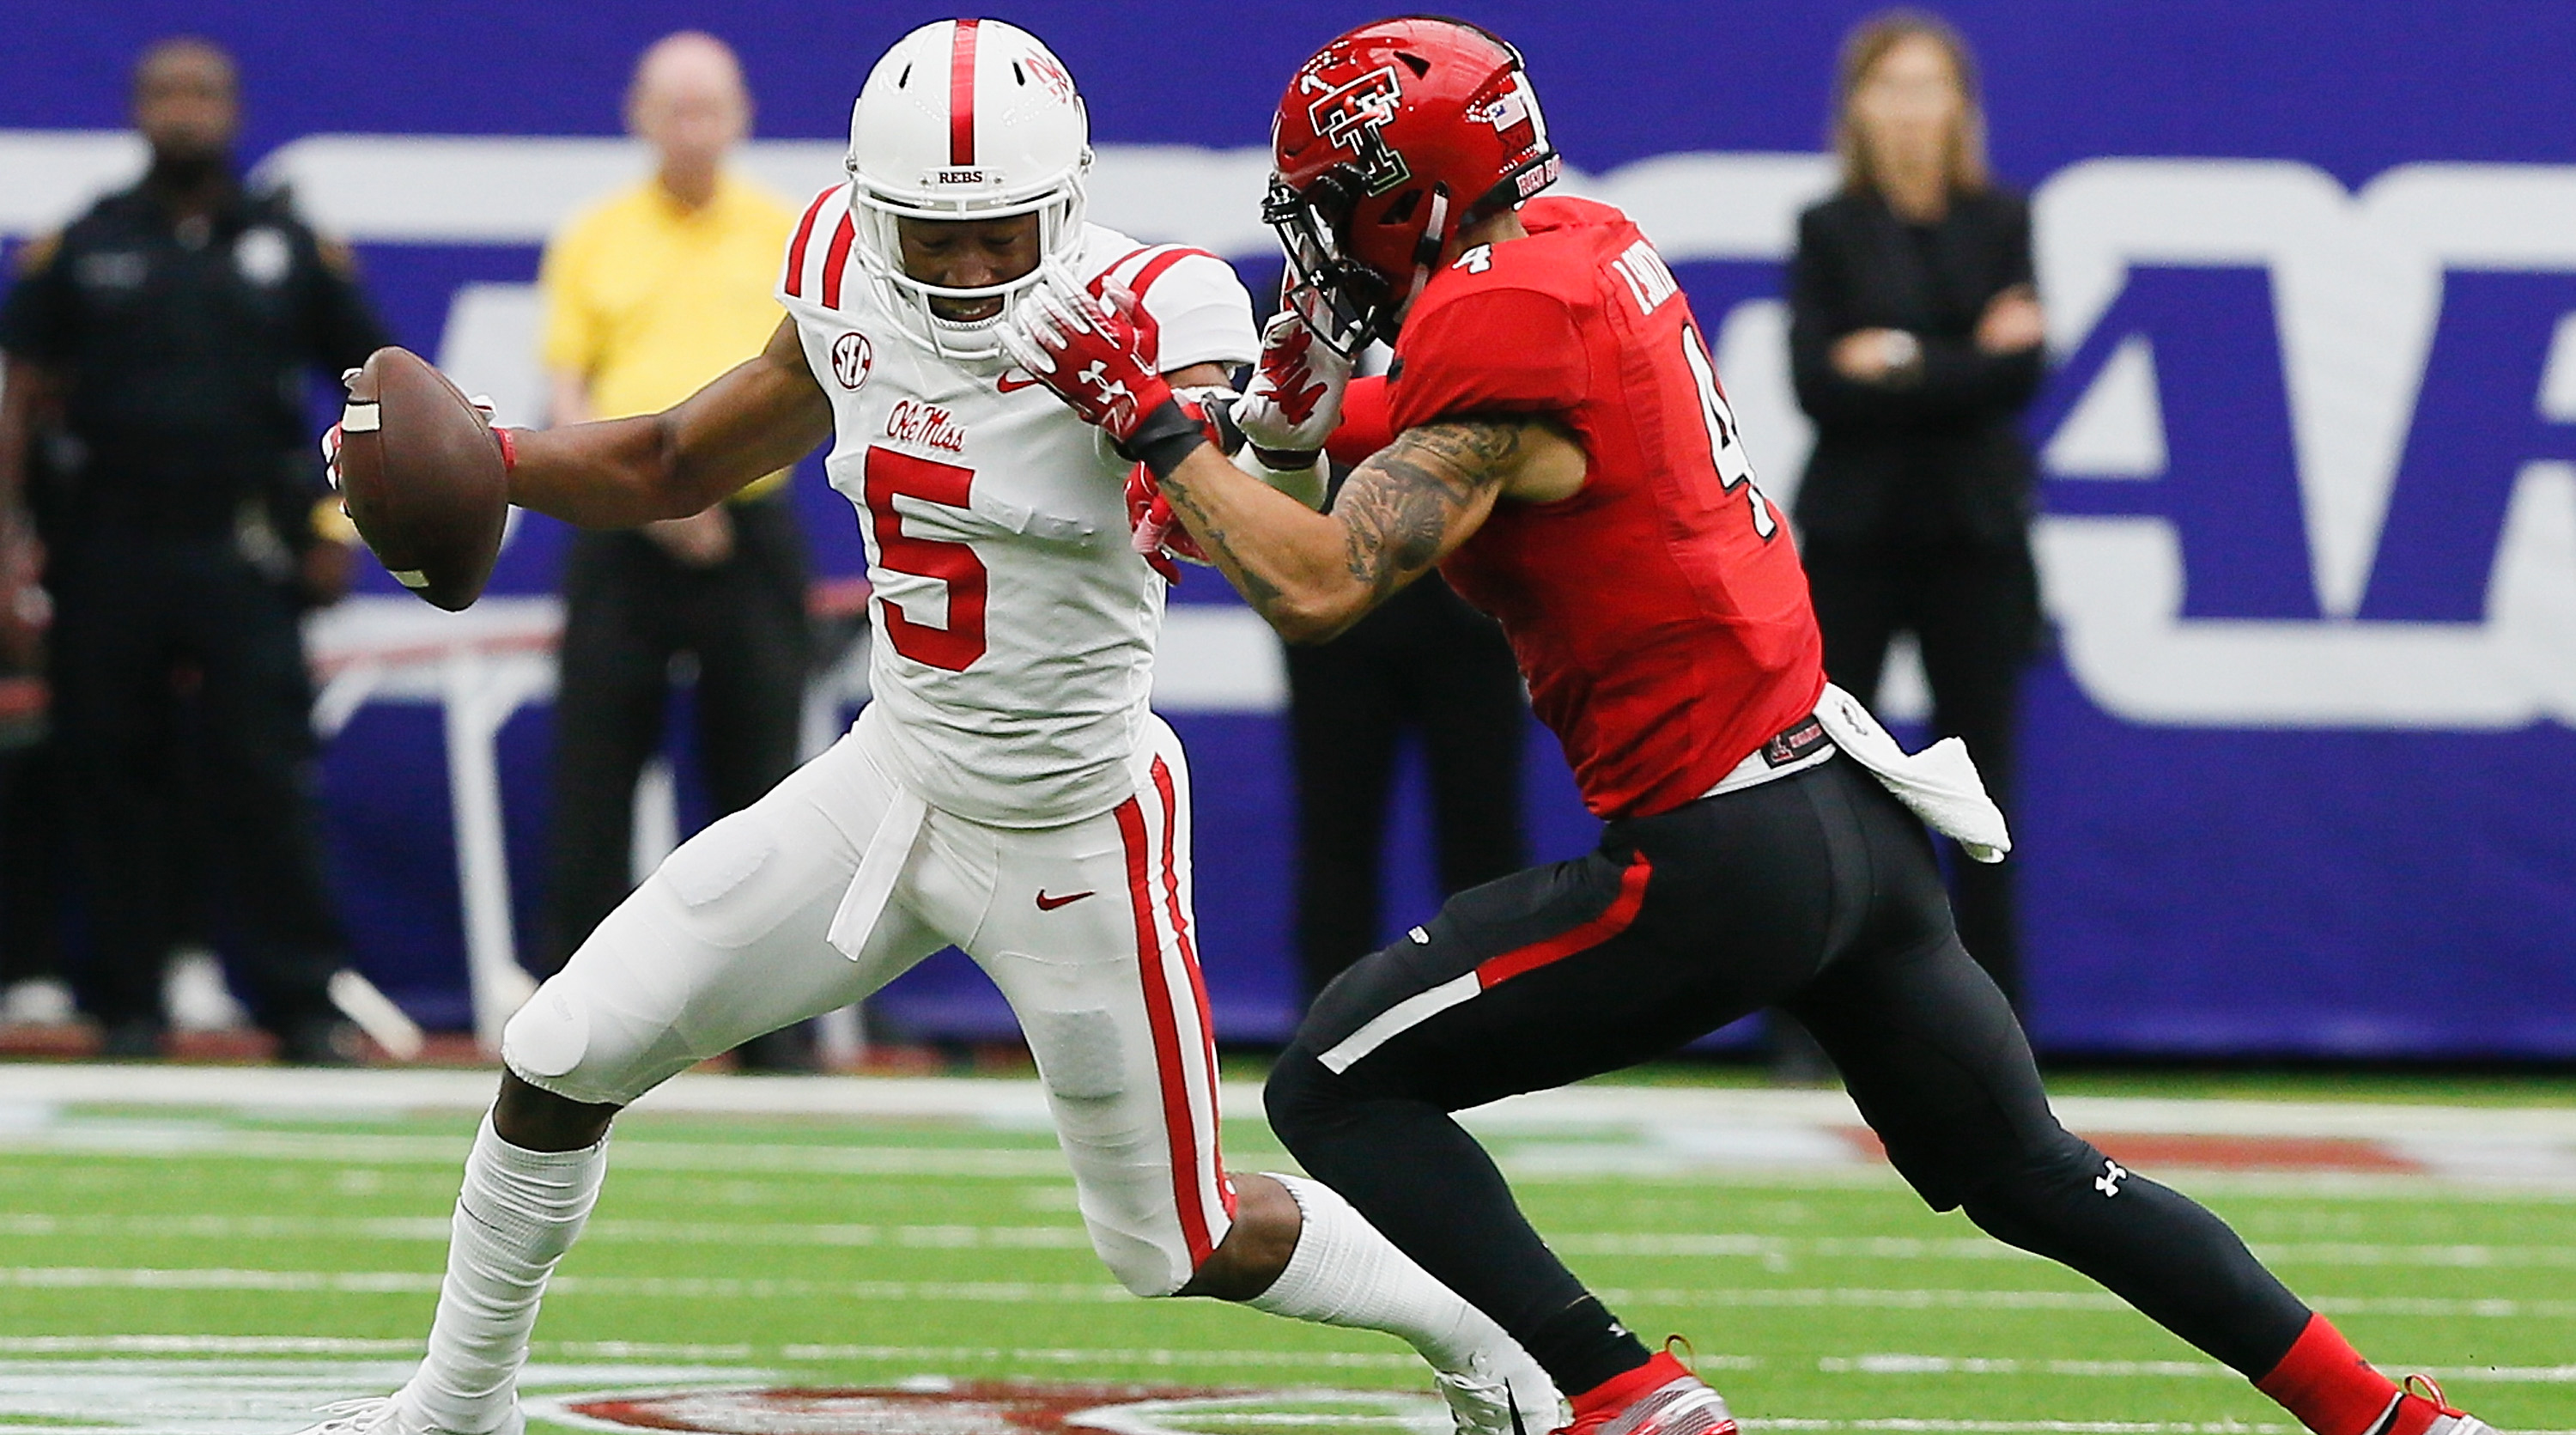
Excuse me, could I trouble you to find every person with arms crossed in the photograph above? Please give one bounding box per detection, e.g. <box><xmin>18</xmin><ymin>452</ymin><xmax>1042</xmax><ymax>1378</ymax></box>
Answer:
<box><xmin>536</xmin><ymin>32</ymin><xmax>817</xmax><ymax>1069</ymax></box>
<box><xmin>997</xmin><ymin>18</ymin><xmax>2500</xmax><ymax>1435</ymax></box>
<box><xmin>294</xmin><ymin>20</ymin><xmax>1552</xmax><ymax>1435</ymax></box>
<box><xmin>1789</xmin><ymin>10</ymin><xmax>2047</xmax><ymax>1018</ymax></box>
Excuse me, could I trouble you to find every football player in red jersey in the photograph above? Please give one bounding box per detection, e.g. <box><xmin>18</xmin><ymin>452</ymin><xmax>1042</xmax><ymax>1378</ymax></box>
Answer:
<box><xmin>1001</xmin><ymin>17</ymin><xmax>2501</xmax><ymax>1435</ymax></box>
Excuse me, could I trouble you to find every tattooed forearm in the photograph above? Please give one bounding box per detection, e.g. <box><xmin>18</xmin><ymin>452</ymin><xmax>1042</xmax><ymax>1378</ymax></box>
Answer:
<box><xmin>1334</xmin><ymin>420</ymin><xmax>1520</xmax><ymax>596</ymax></box>
<box><xmin>1146</xmin><ymin>416</ymin><xmax>1522</xmax><ymax>644</ymax></box>
<box><xmin>1162</xmin><ymin>484</ymin><xmax>1288</xmax><ymax>611</ymax></box>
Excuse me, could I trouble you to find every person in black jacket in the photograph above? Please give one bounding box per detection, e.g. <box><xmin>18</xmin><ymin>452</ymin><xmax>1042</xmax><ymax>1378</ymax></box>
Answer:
<box><xmin>1789</xmin><ymin>9</ymin><xmax>2045</xmax><ymax>1015</ymax></box>
<box><xmin>0</xmin><ymin>37</ymin><xmax>387</xmax><ymax>1062</ymax></box>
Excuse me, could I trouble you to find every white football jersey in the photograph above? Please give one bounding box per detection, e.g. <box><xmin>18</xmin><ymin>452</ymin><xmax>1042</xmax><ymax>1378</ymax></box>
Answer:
<box><xmin>777</xmin><ymin>185</ymin><xmax>1257</xmax><ymax>826</ymax></box>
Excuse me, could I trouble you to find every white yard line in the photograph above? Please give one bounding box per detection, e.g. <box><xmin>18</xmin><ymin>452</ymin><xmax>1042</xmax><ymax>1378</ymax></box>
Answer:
<box><xmin>9</xmin><ymin>1210</ymin><xmax>2573</xmax><ymax>1271</ymax></box>
<box><xmin>3</xmin><ymin>1065</ymin><xmax>2572</xmax><ymax>1140</ymax></box>
<box><xmin>7</xmin><ymin>1267</ymin><xmax>2573</xmax><ymax>1320</ymax></box>
<box><xmin>1822</xmin><ymin>1353</ymin><xmax>2576</xmax><ymax>1383</ymax></box>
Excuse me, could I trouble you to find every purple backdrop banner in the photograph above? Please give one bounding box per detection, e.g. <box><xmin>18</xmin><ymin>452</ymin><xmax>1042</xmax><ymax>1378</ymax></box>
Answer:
<box><xmin>5</xmin><ymin>2</ymin><xmax>2574</xmax><ymax>1055</ymax></box>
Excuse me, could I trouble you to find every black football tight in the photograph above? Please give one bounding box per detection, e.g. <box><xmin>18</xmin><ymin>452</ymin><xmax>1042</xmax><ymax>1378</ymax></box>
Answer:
<box><xmin>1266</xmin><ymin>757</ymin><xmax>2312</xmax><ymax>1399</ymax></box>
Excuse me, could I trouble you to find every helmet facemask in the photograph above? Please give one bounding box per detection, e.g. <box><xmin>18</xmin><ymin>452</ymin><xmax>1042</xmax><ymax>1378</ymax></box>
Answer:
<box><xmin>848</xmin><ymin>165</ymin><xmax>1089</xmax><ymax>363</ymax></box>
<box><xmin>1266</xmin><ymin>169</ymin><xmax>1450</xmax><ymax>358</ymax></box>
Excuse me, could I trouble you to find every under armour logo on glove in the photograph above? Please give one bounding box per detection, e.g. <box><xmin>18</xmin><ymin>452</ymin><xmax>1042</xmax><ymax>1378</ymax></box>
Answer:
<box><xmin>1078</xmin><ymin>361</ymin><xmax>1133</xmax><ymax>410</ymax></box>
<box><xmin>2094</xmin><ymin>1158</ymin><xmax>2129</xmax><ymax>1197</ymax></box>
<box><xmin>999</xmin><ymin>277</ymin><xmax>1172</xmax><ymax>447</ymax></box>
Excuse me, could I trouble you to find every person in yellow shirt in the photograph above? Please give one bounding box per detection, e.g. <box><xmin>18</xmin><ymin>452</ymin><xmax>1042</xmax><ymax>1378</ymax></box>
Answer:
<box><xmin>536</xmin><ymin>32</ymin><xmax>814</xmax><ymax>1067</ymax></box>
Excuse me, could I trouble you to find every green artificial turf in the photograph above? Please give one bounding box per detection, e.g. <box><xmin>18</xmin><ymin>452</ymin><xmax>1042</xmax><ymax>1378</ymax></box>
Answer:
<box><xmin>1</xmin><ymin>1098</ymin><xmax>2569</xmax><ymax>1432</ymax></box>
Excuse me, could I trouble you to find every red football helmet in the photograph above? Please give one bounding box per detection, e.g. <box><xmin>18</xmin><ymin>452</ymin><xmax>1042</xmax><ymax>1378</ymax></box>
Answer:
<box><xmin>1265</xmin><ymin>16</ymin><xmax>1559</xmax><ymax>354</ymax></box>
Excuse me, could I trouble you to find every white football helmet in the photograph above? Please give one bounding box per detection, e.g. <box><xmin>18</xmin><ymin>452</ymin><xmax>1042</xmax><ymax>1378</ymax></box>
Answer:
<box><xmin>847</xmin><ymin>18</ymin><xmax>1091</xmax><ymax>359</ymax></box>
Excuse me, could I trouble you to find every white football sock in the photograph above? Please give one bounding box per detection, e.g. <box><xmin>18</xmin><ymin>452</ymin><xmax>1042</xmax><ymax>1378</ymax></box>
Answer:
<box><xmin>1249</xmin><ymin>1172</ymin><xmax>1552</xmax><ymax>1385</ymax></box>
<box><xmin>405</xmin><ymin>1115</ymin><xmax>607</xmax><ymax>1432</ymax></box>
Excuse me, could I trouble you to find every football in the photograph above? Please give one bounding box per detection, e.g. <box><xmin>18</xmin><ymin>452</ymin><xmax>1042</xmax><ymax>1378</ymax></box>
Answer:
<box><xmin>335</xmin><ymin>346</ymin><xmax>511</xmax><ymax>612</ymax></box>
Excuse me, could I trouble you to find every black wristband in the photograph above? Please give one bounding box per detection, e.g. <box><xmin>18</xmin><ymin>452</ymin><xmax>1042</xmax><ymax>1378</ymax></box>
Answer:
<box><xmin>1121</xmin><ymin>397</ymin><xmax>1211</xmax><ymax>483</ymax></box>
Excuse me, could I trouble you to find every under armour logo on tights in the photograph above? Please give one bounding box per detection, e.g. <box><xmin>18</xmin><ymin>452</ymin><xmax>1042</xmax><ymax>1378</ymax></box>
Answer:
<box><xmin>2095</xmin><ymin>1158</ymin><xmax>2129</xmax><ymax>1197</ymax></box>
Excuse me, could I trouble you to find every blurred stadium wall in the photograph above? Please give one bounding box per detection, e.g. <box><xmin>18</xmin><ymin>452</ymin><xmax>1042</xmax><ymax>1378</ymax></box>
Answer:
<box><xmin>4</xmin><ymin>2</ymin><xmax>2574</xmax><ymax>1057</ymax></box>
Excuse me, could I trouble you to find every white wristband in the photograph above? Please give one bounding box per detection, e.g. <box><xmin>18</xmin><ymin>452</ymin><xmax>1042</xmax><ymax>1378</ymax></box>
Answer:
<box><xmin>1231</xmin><ymin>444</ymin><xmax>1327</xmax><ymax>511</ymax></box>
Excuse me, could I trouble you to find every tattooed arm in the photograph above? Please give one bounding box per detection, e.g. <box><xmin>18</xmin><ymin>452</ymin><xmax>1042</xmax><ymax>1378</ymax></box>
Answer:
<box><xmin>1155</xmin><ymin>414</ymin><xmax>1583</xmax><ymax>643</ymax></box>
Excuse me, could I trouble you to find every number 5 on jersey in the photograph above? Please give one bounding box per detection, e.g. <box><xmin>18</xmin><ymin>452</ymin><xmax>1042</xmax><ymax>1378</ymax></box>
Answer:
<box><xmin>864</xmin><ymin>446</ymin><xmax>987</xmax><ymax>671</ymax></box>
<box><xmin>1679</xmin><ymin>322</ymin><xmax>1777</xmax><ymax>541</ymax></box>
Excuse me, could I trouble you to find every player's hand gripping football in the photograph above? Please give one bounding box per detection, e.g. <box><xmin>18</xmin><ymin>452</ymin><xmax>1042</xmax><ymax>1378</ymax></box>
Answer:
<box><xmin>998</xmin><ymin>277</ymin><xmax>1176</xmax><ymax>451</ymax></box>
<box><xmin>322</xmin><ymin>371</ymin><xmax>516</xmax><ymax>492</ymax></box>
<box><xmin>1231</xmin><ymin>300</ymin><xmax>1353</xmax><ymax>461</ymax></box>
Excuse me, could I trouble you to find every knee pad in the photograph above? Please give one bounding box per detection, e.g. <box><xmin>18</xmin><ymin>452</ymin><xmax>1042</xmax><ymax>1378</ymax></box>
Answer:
<box><xmin>1954</xmin><ymin>1133</ymin><xmax>2115</xmax><ymax>1249</ymax></box>
<box><xmin>501</xmin><ymin>982</ymin><xmax>590</xmax><ymax>1085</ymax></box>
<box><xmin>501</xmin><ymin>976</ymin><xmax>658</xmax><ymax>1107</ymax></box>
<box><xmin>1262</xmin><ymin>1046</ymin><xmax>1342</xmax><ymax>1155</ymax></box>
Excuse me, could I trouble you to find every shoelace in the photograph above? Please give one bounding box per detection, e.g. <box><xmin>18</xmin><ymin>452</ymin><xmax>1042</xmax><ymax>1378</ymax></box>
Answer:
<box><xmin>2402</xmin><ymin>1375</ymin><xmax>2460</xmax><ymax>1416</ymax></box>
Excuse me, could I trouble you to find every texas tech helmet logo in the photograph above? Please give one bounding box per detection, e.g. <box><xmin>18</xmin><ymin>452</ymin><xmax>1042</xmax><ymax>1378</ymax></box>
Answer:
<box><xmin>1299</xmin><ymin>64</ymin><xmax>1412</xmax><ymax>196</ymax></box>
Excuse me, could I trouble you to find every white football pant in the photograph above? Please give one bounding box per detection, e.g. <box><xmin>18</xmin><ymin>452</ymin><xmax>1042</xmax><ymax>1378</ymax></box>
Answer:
<box><xmin>501</xmin><ymin>703</ymin><xmax>1232</xmax><ymax>1296</ymax></box>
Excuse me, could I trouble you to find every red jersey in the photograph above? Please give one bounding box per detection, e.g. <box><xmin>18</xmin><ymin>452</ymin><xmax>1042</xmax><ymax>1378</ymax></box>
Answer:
<box><xmin>1385</xmin><ymin>196</ymin><xmax>1825</xmax><ymax>819</ymax></box>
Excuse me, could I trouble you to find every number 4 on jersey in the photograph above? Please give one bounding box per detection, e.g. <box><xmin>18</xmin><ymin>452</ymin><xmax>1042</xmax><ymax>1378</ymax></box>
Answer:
<box><xmin>1678</xmin><ymin>322</ymin><xmax>1777</xmax><ymax>540</ymax></box>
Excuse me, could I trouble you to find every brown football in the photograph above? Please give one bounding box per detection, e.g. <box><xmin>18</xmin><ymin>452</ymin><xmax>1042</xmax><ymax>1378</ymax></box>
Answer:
<box><xmin>336</xmin><ymin>346</ymin><xmax>510</xmax><ymax>612</ymax></box>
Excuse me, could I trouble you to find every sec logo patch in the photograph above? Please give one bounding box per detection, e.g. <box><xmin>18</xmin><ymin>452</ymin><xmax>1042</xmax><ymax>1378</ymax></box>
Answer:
<box><xmin>832</xmin><ymin>331</ymin><xmax>876</xmax><ymax>390</ymax></box>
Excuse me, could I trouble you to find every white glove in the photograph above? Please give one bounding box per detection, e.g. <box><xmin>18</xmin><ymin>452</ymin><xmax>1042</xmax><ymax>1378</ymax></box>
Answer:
<box><xmin>1232</xmin><ymin>306</ymin><xmax>1353</xmax><ymax>459</ymax></box>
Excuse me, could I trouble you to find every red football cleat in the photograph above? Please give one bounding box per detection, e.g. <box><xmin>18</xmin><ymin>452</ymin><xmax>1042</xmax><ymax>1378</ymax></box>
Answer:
<box><xmin>2377</xmin><ymin>1375</ymin><xmax>2504</xmax><ymax>1435</ymax></box>
<box><xmin>1565</xmin><ymin>1351</ymin><xmax>1736</xmax><ymax>1435</ymax></box>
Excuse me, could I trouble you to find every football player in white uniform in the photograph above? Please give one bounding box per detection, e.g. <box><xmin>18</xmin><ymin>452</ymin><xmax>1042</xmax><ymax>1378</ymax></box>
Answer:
<box><xmin>295</xmin><ymin>20</ymin><xmax>1558</xmax><ymax>1435</ymax></box>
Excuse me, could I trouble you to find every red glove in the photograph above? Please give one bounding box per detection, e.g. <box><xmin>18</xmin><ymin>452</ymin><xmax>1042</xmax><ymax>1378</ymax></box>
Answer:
<box><xmin>999</xmin><ymin>278</ymin><xmax>1175</xmax><ymax>447</ymax></box>
<box><xmin>1123</xmin><ymin>393</ymin><xmax>1224</xmax><ymax>582</ymax></box>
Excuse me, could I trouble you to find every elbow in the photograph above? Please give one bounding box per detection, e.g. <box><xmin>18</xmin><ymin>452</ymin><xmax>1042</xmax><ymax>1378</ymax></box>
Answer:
<box><xmin>1269</xmin><ymin>590</ymin><xmax>1368</xmax><ymax>647</ymax></box>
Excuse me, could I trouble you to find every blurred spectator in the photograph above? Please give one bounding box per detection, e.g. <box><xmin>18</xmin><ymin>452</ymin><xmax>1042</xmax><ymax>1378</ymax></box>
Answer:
<box><xmin>1287</xmin><ymin>443</ymin><xmax>1528</xmax><ymax>1001</ymax></box>
<box><xmin>534</xmin><ymin>33</ymin><xmax>813</xmax><ymax>1067</ymax></box>
<box><xmin>0</xmin><ymin>36</ymin><xmax>385</xmax><ymax>1062</ymax></box>
<box><xmin>1788</xmin><ymin>10</ymin><xmax>2046</xmax><ymax>1017</ymax></box>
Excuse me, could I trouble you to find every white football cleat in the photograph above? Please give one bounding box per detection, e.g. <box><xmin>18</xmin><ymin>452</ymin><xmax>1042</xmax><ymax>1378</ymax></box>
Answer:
<box><xmin>1437</xmin><ymin>1344</ymin><xmax>1567</xmax><ymax>1435</ymax></box>
<box><xmin>289</xmin><ymin>1395</ymin><xmax>523</xmax><ymax>1435</ymax></box>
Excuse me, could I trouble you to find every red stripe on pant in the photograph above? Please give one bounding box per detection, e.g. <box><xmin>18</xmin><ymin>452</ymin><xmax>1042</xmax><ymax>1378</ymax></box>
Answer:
<box><xmin>1473</xmin><ymin>853</ymin><xmax>1654</xmax><ymax>988</ymax></box>
<box><xmin>1116</xmin><ymin>794</ymin><xmax>1218</xmax><ymax>1267</ymax></box>
<box><xmin>1151</xmin><ymin>756</ymin><xmax>1234</xmax><ymax>1221</ymax></box>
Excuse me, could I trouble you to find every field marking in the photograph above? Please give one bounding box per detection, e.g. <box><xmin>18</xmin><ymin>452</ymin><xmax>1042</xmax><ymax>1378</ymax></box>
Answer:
<box><xmin>0</xmin><ymin>1359</ymin><xmax>766</xmax><ymax>1435</ymax></box>
<box><xmin>1824</xmin><ymin>1353</ymin><xmax>2576</xmax><ymax>1383</ymax></box>
<box><xmin>9</xmin><ymin>1210</ymin><xmax>2572</xmax><ymax>1273</ymax></box>
<box><xmin>10</xmin><ymin>1266</ymin><xmax>2574</xmax><ymax>1322</ymax></box>
<box><xmin>9</xmin><ymin>1066</ymin><xmax>2576</xmax><ymax>1141</ymax></box>
<box><xmin>8</xmin><ymin>1119</ymin><xmax>2575</xmax><ymax>1193</ymax></box>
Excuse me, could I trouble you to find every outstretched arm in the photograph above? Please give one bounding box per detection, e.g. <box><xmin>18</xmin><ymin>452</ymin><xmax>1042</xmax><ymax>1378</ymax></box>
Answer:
<box><xmin>1157</xmin><ymin>418</ymin><xmax>1528</xmax><ymax>643</ymax></box>
<box><xmin>504</xmin><ymin>316</ymin><xmax>832</xmax><ymax>528</ymax></box>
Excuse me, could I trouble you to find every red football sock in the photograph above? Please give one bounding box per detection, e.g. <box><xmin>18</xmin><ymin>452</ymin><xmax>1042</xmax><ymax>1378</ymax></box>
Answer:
<box><xmin>2254</xmin><ymin>1314</ymin><xmax>2402</xmax><ymax>1435</ymax></box>
<box><xmin>1572</xmin><ymin>1350</ymin><xmax>1690</xmax><ymax>1421</ymax></box>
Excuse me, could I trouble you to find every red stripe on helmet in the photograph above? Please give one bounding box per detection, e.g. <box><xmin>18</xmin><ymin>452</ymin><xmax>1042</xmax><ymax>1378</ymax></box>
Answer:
<box><xmin>949</xmin><ymin>19</ymin><xmax>981</xmax><ymax>167</ymax></box>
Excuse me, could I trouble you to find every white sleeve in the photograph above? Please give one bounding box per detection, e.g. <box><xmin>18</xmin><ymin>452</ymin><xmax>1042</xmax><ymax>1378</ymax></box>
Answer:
<box><xmin>1134</xmin><ymin>250</ymin><xmax>1259</xmax><ymax>374</ymax></box>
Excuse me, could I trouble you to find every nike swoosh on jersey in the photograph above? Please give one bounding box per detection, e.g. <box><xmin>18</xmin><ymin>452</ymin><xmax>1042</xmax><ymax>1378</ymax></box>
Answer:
<box><xmin>997</xmin><ymin>369</ymin><xmax>1043</xmax><ymax>392</ymax></box>
<box><xmin>1035</xmin><ymin>889</ymin><xmax>1095</xmax><ymax>910</ymax></box>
